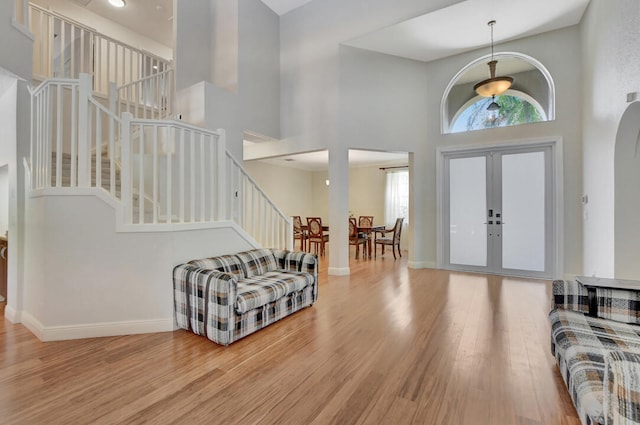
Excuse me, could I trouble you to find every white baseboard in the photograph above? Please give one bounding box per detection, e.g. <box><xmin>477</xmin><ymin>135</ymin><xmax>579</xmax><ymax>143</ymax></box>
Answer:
<box><xmin>407</xmin><ymin>261</ymin><xmax>437</xmax><ymax>269</ymax></box>
<box><xmin>20</xmin><ymin>313</ymin><xmax>176</xmax><ymax>342</ymax></box>
<box><xmin>4</xmin><ymin>305</ymin><xmax>22</xmax><ymax>323</ymax></box>
<box><xmin>328</xmin><ymin>267</ymin><xmax>351</xmax><ymax>276</ymax></box>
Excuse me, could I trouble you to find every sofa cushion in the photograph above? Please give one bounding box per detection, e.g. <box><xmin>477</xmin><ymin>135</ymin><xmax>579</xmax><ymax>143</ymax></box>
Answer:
<box><xmin>236</xmin><ymin>270</ymin><xmax>314</xmax><ymax>314</ymax></box>
<box><xmin>189</xmin><ymin>254</ymin><xmax>246</xmax><ymax>279</ymax></box>
<box><xmin>596</xmin><ymin>287</ymin><xmax>640</xmax><ymax>325</ymax></box>
<box><xmin>604</xmin><ymin>351</ymin><xmax>640</xmax><ymax>425</ymax></box>
<box><xmin>235</xmin><ymin>249</ymin><xmax>279</xmax><ymax>278</ymax></box>
<box><xmin>550</xmin><ymin>308</ymin><xmax>640</xmax><ymax>425</ymax></box>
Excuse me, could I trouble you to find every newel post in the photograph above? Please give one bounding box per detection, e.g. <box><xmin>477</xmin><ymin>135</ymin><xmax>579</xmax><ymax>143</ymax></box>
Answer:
<box><xmin>216</xmin><ymin>128</ymin><xmax>227</xmax><ymax>221</ymax></box>
<box><xmin>77</xmin><ymin>73</ymin><xmax>92</xmax><ymax>187</ymax></box>
<box><xmin>120</xmin><ymin>112</ymin><xmax>133</xmax><ymax>224</ymax></box>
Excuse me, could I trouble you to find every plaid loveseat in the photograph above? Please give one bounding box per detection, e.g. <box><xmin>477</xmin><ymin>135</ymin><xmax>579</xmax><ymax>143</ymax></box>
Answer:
<box><xmin>550</xmin><ymin>280</ymin><xmax>640</xmax><ymax>425</ymax></box>
<box><xmin>173</xmin><ymin>248</ymin><xmax>318</xmax><ymax>345</ymax></box>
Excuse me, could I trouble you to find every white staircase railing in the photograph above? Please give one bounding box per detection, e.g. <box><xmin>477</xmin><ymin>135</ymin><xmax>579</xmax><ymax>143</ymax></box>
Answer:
<box><xmin>111</xmin><ymin>68</ymin><xmax>174</xmax><ymax>121</ymax></box>
<box><xmin>28</xmin><ymin>2</ymin><xmax>171</xmax><ymax>97</ymax></box>
<box><xmin>30</xmin><ymin>74</ymin><xmax>292</xmax><ymax>249</ymax></box>
<box><xmin>226</xmin><ymin>154</ymin><xmax>293</xmax><ymax>250</ymax></box>
<box><xmin>30</xmin><ymin>77</ymin><xmax>79</xmax><ymax>189</ymax></box>
<box><xmin>120</xmin><ymin>117</ymin><xmax>226</xmax><ymax>225</ymax></box>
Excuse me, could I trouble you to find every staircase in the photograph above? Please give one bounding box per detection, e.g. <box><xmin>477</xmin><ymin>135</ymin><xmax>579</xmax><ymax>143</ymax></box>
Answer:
<box><xmin>29</xmin><ymin>70</ymin><xmax>291</xmax><ymax>246</ymax></box>
<box><xmin>15</xmin><ymin>0</ymin><xmax>293</xmax><ymax>342</ymax></box>
<box><xmin>51</xmin><ymin>152</ymin><xmax>120</xmax><ymax>191</ymax></box>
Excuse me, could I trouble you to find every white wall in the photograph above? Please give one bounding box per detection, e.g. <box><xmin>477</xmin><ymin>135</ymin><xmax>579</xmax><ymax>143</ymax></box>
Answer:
<box><xmin>243</xmin><ymin>160</ymin><xmax>406</xmax><ymax>249</ymax></box>
<box><xmin>581</xmin><ymin>0</ymin><xmax>640</xmax><ymax>278</ymax></box>
<box><xmin>421</xmin><ymin>27</ymin><xmax>583</xmax><ymax>275</ymax></box>
<box><xmin>614</xmin><ymin>102</ymin><xmax>640</xmax><ymax>279</ymax></box>
<box><xmin>0</xmin><ymin>165</ymin><xmax>8</xmax><ymax>236</ymax></box>
<box><xmin>278</xmin><ymin>0</ymin><xmax>584</xmax><ymax>274</ymax></box>
<box><xmin>242</xmin><ymin>160</ymin><xmax>314</xmax><ymax>219</ymax></box>
<box><xmin>0</xmin><ymin>3</ymin><xmax>33</xmax><ymax>79</ymax></box>
<box><xmin>23</xmin><ymin>193</ymin><xmax>254</xmax><ymax>339</ymax></box>
<box><xmin>175</xmin><ymin>0</ymin><xmax>280</xmax><ymax>160</ymax></box>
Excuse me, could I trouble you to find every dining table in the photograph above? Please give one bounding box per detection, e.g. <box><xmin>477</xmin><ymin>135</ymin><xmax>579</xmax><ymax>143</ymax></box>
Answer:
<box><xmin>301</xmin><ymin>223</ymin><xmax>384</xmax><ymax>258</ymax></box>
<box><xmin>357</xmin><ymin>225</ymin><xmax>385</xmax><ymax>258</ymax></box>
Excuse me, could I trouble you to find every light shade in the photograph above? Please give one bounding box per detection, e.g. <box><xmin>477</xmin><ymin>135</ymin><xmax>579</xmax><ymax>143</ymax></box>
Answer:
<box><xmin>108</xmin><ymin>0</ymin><xmax>126</xmax><ymax>7</ymax></box>
<box><xmin>474</xmin><ymin>22</ymin><xmax>513</xmax><ymax>98</ymax></box>
<box><xmin>474</xmin><ymin>60</ymin><xmax>513</xmax><ymax>97</ymax></box>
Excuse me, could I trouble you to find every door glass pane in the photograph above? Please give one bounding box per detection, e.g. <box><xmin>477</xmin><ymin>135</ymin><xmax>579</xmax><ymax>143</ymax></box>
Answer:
<box><xmin>449</xmin><ymin>157</ymin><xmax>487</xmax><ymax>267</ymax></box>
<box><xmin>502</xmin><ymin>152</ymin><xmax>545</xmax><ymax>271</ymax></box>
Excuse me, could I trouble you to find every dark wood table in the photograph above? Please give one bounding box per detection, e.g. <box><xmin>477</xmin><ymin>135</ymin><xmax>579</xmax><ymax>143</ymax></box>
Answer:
<box><xmin>358</xmin><ymin>225</ymin><xmax>384</xmax><ymax>258</ymax></box>
<box><xmin>299</xmin><ymin>224</ymin><xmax>384</xmax><ymax>258</ymax></box>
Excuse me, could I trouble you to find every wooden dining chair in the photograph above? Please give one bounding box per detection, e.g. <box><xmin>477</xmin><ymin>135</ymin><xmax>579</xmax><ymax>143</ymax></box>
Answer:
<box><xmin>349</xmin><ymin>217</ymin><xmax>368</xmax><ymax>259</ymax></box>
<box><xmin>306</xmin><ymin>217</ymin><xmax>329</xmax><ymax>256</ymax></box>
<box><xmin>374</xmin><ymin>217</ymin><xmax>404</xmax><ymax>259</ymax></box>
<box><xmin>358</xmin><ymin>216</ymin><xmax>374</xmax><ymax>228</ymax></box>
<box><xmin>292</xmin><ymin>216</ymin><xmax>308</xmax><ymax>252</ymax></box>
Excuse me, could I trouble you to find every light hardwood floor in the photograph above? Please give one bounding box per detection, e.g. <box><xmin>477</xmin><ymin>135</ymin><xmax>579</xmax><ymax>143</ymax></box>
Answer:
<box><xmin>0</xmin><ymin>254</ymin><xmax>580</xmax><ymax>425</ymax></box>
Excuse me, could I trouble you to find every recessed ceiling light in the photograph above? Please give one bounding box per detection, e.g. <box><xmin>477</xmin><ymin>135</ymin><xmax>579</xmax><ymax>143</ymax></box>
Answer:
<box><xmin>108</xmin><ymin>0</ymin><xmax>126</xmax><ymax>8</ymax></box>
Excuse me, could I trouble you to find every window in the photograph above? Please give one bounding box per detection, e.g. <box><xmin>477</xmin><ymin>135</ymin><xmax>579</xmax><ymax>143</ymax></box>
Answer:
<box><xmin>441</xmin><ymin>52</ymin><xmax>555</xmax><ymax>134</ymax></box>
<box><xmin>450</xmin><ymin>93</ymin><xmax>546</xmax><ymax>133</ymax></box>
<box><xmin>385</xmin><ymin>170</ymin><xmax>409</xmax><ymax>227</ymax></box>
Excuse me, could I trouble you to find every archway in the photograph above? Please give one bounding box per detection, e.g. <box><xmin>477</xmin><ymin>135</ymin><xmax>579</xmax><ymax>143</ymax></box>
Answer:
<box><xmin>614</xmin><ymin>101</ymin><xmax>640</xmax><ymax>279</ymax></box>
<box><xmin>441</xmin><ymin>52</ymin><xmax>555</xmax><ymax>134</ymax></box>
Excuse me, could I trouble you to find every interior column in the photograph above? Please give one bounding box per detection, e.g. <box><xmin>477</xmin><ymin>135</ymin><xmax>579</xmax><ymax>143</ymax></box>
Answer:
<box><xmin>328</xmin><ymin>146</ymin><xmax>350</xmax><ymax>275</ymax></box>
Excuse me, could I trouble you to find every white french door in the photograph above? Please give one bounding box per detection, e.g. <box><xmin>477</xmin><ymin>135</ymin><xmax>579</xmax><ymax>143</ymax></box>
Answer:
<box><xmin>442</xmin><ymin>144</ymin><xmax>555</xmax><ymax>278</ymax></box>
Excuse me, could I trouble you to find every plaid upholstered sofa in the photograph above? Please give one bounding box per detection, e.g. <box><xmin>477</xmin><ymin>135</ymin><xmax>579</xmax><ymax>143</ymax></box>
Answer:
<box><xmin>173</xmin><ymin>248</ymin><xmax>318</xmax><ymax>345</ymax></box>
<box><xmin>550</xmin><ymin>280</ymin><xmax>640</xmax><ymax>425</ymax></box>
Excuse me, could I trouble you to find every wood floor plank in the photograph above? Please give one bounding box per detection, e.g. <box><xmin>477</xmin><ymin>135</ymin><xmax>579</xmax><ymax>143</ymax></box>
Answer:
<box><xmin>0</xmin><ymin>255</ymin><xmax>580</xmax><ymax>424</ymax></box>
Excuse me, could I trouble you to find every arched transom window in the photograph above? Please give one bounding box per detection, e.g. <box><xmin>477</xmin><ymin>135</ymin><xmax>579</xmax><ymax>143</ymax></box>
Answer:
<box><xmin>442</xmin><ymin>52</ymin><xmax>555</xmax><ymax>134</ymax></box>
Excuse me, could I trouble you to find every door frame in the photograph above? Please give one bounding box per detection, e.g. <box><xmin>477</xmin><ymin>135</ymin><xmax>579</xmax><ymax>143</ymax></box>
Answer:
<box><xmin>436</xmin><ymin>137</ymin><xmax>564</xmax><ymax>279</ymax></box>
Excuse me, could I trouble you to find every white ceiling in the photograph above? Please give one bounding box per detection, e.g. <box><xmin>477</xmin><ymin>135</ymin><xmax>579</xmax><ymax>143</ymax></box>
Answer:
<box><xmin>344</xmin><ymin>0</ymin><xmax>591</xmax><ymax>63</ymax></box>
<box><xmin>67</xmin><ymin>0</ymin><xmax>174</xmax><ymax>47</ymax></box>
<box><xmin>252</xmin><ymin>150</ymin><xmax>408</xmax><ymax>171</ymax></box>
<box><xmin>260</xmin><ymin>0</ymin><xmax>312</xmax><ymax>16</ymax></box>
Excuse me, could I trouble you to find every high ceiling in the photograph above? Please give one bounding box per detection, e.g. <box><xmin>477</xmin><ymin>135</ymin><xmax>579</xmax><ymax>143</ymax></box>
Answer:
<box><xmin>65</xmin><ymin>0</ymin><xmax>591</xmax><ymax>168</ymax></box>
<box><xmin>65</xmin><ymin>0</ymin><xmax>590</xmax><ymax>65</ymax></box>
<box><xmin>344</xmin><ymin>0</ymin><xmax>591</xmax><ymax>63</ymax></box>
<box><xmin>260</xmin><ymin>0</ymin><xmax>312</xmax><ymax>16</ymax></box>
<box><xmin>65</xmin><ymin>0</ymin><xmax>174</xmax><ymax>47</ymax></box>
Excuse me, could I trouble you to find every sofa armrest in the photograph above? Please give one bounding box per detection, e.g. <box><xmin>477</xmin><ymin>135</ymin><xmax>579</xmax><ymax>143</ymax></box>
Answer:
<box><xmin>604</xmin><ymin>351</ymin><xmax>640</xmax><ymax>425</ymax></box>
<box><xmin>173</xmin><ymin>263</ymin><xmax>238</xmax><ymax>345</ymax></box>
<box><xmin>552</xmin><ymin>280</ymin><xmax>590</xmax><ymax>314</ymax></box>
<box><xmin>271</xmin><ymin>250</ymin><xmax>318</xmax><ymax>302</ymax></box>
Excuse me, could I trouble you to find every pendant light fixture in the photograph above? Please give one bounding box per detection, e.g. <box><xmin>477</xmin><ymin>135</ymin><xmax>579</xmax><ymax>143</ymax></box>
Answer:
<box><xmin>474</xmin><ymin>20</ymin><xmax>513</xmax><ymax>98</ymax></box>
<box><xmin>108</xmin><ymin>0</ymin><xmax>126</xmax><ymax>7</ymax></box>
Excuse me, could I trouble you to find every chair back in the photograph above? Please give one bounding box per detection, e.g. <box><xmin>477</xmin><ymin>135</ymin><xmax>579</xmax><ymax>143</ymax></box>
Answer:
<box><xmin>393</xmin><ymin>217</ymin><xmax>404</xmax><ymax>243</ymax></box>
<box><xmin>306</xmin><ymin>217</ymin><xmax>324</xmax><ymax>238</ymax></box>
<box><xmin>349</xmin><ymin>217</ymin><xmax>358</xmax><ymax>239</ymax></box>
<box><xmin>292</xmin><ymin>216</ymin><xmax>303</xmax><ymax>233</ymax></box>
<box><xmin>358</xmin><ymin>216</ymin><xmax>374</xmax><ymax>228</ymax></box>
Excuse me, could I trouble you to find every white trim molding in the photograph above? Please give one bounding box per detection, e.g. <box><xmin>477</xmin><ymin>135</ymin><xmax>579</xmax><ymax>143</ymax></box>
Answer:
<box><xmin>21</xmin><ymin>312</ymin><xmax>176</xmax><ymax>342</ymax></box>
<box><xmin>4</xmin><ymin>305</ymin><xmax>22</xmax><ymax>323</ymax></box>
<box><xmin>407</xmin><ymin>261</ymin><xmax>437</xmax><ymax>269</ymax></box>
<box><xmin>328</xmin><ymin>267</ymin><xmax>350</xmax><ymax>276</ymax></box>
